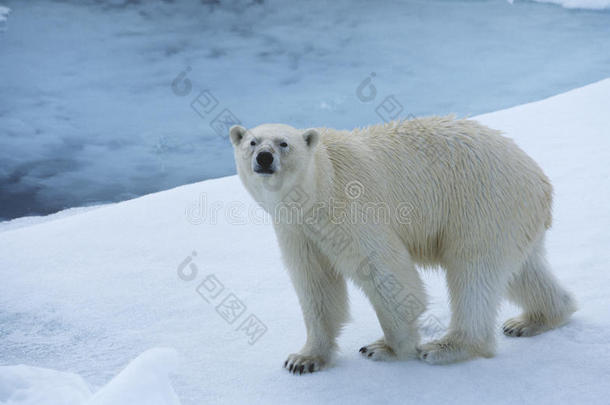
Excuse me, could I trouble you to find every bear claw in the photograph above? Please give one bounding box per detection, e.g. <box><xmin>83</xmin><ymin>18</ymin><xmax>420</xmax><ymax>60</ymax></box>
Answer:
<box><xmin>503</xmin><ymin>316</ymin><xmax>547</xmax><ymax>338</ymax></box>
<box><xmin>359</xmin><ymin>339</ymin><xmax>396</xmax><ymax>361</ymax></box>
<box><xmin>283</xmin><ymin>353</ymin><xmax>326</xmax><ymax>375</ymax></box>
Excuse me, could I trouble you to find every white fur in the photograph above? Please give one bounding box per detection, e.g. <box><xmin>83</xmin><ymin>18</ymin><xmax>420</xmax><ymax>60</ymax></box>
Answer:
<box><xmin>230</xmin><ymin>116</ymin><xmax>575</xmax><ymax>374</ymax></box>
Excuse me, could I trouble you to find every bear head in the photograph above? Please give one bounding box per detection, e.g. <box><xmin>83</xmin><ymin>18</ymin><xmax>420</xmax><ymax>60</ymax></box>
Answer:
<box><xmin>229</xmin><ymin>123</ymin><xmax>320</xmax><ymax>205</ymax></box>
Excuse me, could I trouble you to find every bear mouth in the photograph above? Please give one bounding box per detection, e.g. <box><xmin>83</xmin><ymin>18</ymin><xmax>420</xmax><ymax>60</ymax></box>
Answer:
<box><xmin>254</xmin><ymin>167</ymin><xmax>275</xmax><ymax>175</ymax></box>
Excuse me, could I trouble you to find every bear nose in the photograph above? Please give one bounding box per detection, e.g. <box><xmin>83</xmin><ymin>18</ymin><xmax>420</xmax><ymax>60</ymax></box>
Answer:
<box><xmin>256</xmin><ymin>151</ymin><xmax>274</xmax><ymax>167</ymax></box>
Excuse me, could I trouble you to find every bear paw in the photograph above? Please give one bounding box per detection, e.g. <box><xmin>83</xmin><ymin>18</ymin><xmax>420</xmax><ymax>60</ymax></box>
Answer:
<box><xmin>283</xmin><ymin>353</ymin><xmax>326</xmax><ymax>375</ymax></box>
<box><xmin>417</xmin><ymin>338</ymin><xmax>474</xmax><ymax>365</ymax></box>
<box><xmin>503</xmin><ymin>316</ymin><xmax>545</xmax><ymax>337</ymax></box>
<box><xmin>359</xmin><ymin>339</ymin><xmax>396</xmax><ymax>361</ymax></box>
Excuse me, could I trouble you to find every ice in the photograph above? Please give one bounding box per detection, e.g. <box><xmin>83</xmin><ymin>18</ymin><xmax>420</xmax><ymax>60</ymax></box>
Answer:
<box><xmin>0</xmin><ymin>6</ymin><xmax>9</xmax><ymax>22</ymax></box>
<box><xmin>0</xmin><ymin>364</ymin><xmax>91</xmax><ymax>405</ymax></box>
<box><xmin>530</xmin><ymin>0</ymin><xmax>610</xmax><ymax>9</ymax></box>
<box><xmin>1</xmin><ymin>78</ymin><xmax>609</xmax><ymax>404</ymax></box>
<box><xmin>86</xmin><ymin>348</ymin><xmax>181</xmax><ymax>405</ymax></box>
<box><xmin>0</xmin><ymin>348</ymin><xmax>181</xmax><ymax>405</ymax></box>
<box><xmin>0</xmin><ymin>4</ymin><xmax>9</xmax><ymax>31</ymax></box>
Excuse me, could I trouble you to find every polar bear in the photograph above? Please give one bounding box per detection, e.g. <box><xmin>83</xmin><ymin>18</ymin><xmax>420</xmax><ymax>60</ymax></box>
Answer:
<box><xmin>229</xmin><ymin>116</ymin><xmax>575</xmax><ymax>375</ymax></box>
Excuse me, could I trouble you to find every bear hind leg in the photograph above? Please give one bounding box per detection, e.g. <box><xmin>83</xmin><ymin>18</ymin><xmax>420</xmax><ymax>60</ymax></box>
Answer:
<box><xmin>503</xmin><ymin>236</ymin><xmax>576</xmax><ymax>337</ymax></box>
<box><xmin>418</xmin><ymin>259</ymin><xmax>506</xmax><ymax>365</ymax></box>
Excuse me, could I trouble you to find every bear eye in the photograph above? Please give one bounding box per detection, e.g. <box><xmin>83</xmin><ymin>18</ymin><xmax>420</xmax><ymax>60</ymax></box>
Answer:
<box><xmin>279</xmin><ymin>142</ymin><xmax>288</xmax><ymax>148</ymax></box>
<box><xmin>250</xmin><ymin>140</ymin><xmax>256</xmax><ymax>146</ymax></box>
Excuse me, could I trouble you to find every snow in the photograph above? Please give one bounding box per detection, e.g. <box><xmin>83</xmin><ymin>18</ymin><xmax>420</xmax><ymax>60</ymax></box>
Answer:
<box><xmin>0</xmin><ymin>206</ymin><xmax>104</xmax><ymax>234</ymax></box>
<box><xmin>2</xmin><ymin>0</ymin><xmax>610</xmax><ymax>220</ymax></box>
<box><xmin>0</xmin><ymin>365</ymin><xmax>90</xmax><ymax>405</ymax></box>
<box><xmin>508</xmin><ymin>0</ymin><xmax>610</xmax><ymax>9</ymax></box>
<box><xmin>1</xmin><ymin>77</ymin><xmax>609</xmax><ymax>404</ymax></box>
<box><xmin>530</xmin><ymin>0</ymin><xmax>610</xmax><ymax>9</ymax></box>
<box><xmin>86</xmin><ymin>348</ymin><xmax>181</xmax><ymax>405</ymax></box>
<box><xmin>0</xmin><ymin>348</ymin><xmax>180</xmax><ymax>405</ymax></box>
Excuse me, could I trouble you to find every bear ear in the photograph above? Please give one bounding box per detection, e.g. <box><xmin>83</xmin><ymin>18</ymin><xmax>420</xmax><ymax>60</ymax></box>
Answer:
<box><xmin>302</xmin><ymin>128</ymin><xmax>319</xmax><ymax>149</ymax></box>
<box><xmin>229</xmin><ymin>125</ymin><xmax>247</xmax><ymax>146</ymax></box>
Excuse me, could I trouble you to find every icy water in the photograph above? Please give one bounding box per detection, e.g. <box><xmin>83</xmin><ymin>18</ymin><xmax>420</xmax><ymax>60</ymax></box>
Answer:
<box><xmin>1</xmin><ymin>0</ymin><xmax>609</xmax><ymax>220</ymax></box>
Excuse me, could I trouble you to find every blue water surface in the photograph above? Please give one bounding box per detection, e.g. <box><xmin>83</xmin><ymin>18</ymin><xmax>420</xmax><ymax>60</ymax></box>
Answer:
<box><xmin>0</xmin><ymin>0</ymin><xmax>609</xmax><ymax>220</ymax></box>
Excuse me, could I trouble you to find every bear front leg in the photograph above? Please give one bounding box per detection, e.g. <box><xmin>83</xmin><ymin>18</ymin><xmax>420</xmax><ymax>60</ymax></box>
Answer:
<box><xmin>277</xmin><ymin>230</ymin><xmax>349</xmax><ymax>375</ymax></box>
<box><xmin>352</xmin><ymin>241</ymin><xmax>426</xmax><ymax>361</ymax></box>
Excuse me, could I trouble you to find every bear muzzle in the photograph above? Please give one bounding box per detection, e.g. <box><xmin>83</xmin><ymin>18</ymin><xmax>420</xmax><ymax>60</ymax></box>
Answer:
<box><xmin>254</xmin><ymin>151</ymin><xmax>276</xmax><ymax>175</ymax></box>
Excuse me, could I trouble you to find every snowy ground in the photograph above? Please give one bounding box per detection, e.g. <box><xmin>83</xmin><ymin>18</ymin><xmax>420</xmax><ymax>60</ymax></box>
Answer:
<box><xmin>2</xmin><ymin>0</ymin><xmax>610</xmax><ymax>220</ymax></box>
<box><xmin>1</xmin><ymin>78</ymin><xmax>609</xmax><ymax>404</ymax></box>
